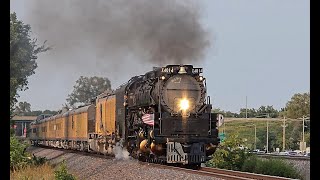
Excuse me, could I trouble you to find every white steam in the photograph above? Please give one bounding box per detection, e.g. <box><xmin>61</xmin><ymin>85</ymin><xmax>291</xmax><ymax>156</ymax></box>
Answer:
<box><xmin>113</xmin><ymin>139</ymin><xmax>130</xmax><ymax>160</ymax></box>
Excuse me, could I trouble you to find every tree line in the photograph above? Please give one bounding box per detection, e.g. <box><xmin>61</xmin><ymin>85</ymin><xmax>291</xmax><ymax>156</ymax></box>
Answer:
<box><xmin>213</xmin><ymin>92</ymin><xmax>309</xmax><ymax>119</ymax></box>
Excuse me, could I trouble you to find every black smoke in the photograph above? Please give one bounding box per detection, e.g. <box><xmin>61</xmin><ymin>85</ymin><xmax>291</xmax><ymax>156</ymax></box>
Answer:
<box><xmin>26</xmin><ymin>0</ymin><xmax>210</xmax><ymax>66</ymax></box>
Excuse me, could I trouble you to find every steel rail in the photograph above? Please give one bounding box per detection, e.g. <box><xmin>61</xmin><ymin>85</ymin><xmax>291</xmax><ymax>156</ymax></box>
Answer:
<box><xmin>199</xmin><ymin>167</ymin><xmax>297</xmax><ymax>180</ymax></box>
<box><xmin>137</xmin><ymin>162</ymin><xmax>297</xmax><ymax>180</ymax></box>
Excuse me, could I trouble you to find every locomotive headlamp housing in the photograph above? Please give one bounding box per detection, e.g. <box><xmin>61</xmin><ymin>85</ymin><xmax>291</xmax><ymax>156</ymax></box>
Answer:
<box><xmin>179</xmin><ymin>99</ymin><xmax>189</xmax><ymax>111</ymax></box>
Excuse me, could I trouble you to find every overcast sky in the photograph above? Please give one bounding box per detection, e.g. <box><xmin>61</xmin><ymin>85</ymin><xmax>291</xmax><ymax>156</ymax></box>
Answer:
<box><xmin>10</xmin><ymin>0</ymin><xmax>309</xmax><ymax>113</ymax></box>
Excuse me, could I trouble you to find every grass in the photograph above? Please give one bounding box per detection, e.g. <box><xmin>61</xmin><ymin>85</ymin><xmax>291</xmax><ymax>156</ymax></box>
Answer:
<box><xmin>10</xmin><ymin>161</ymin><xmax>78</xmax><ymax>180</ymax></box>
<box><xmin>10</xmin><ymin>163</ymin><xmax>55</xmax><ymax>180</ymax></box>
<box><xmin>241</xmin><ymin>156</ymin><xmax>301</xmax><ymax>179</ymax></box>
<box><xmin>220</xmin><ymin>118</ymin><xmax>305</xmax><ymax>150</ymax></box>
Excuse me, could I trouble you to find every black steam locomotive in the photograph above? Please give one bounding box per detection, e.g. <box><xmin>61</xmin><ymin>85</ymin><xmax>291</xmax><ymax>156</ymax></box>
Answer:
<box><xmin>116</xmin><ymin>64</ymin><xmax>222</xmax><ymax>166</ymax></box>
<box><xmin>29</xmin><ymin>64</ymin><xmax>223</xmax><ymax>167</ymax></box>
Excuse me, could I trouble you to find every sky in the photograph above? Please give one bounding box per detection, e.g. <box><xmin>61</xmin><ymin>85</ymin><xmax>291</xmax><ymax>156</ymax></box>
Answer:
<box><xmin>10</xmin><ymin>0</ymin><xmax>309</xmax><ymax>113</ymax></box>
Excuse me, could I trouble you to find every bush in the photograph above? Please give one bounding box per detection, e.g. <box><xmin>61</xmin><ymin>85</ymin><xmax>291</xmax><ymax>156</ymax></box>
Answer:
<box><xmin>10</xmin><ymin>127</ymin><xmax>15</xmax><ymax>136</ymax></box>
<box><xmin>206</xmin><ymin>132</ymin><xmax>301</xmax><ymax>179</ymax></box>
<box><xmin>10</xmin><ymin>136</ymin><xmax>47</xmax><ymax>171</ymax></box>
<box><xmin>242</xmin><ymin>157</ymin><xmax>301</xmax><ymax>179</ymax></box>
<box><xmin>206</xmin><ymin>133</ymin><xmax>251</xmax><ymax>171</ymax></box>
<box><xmin>31</xmin><ymin>155</ymin><xmax>47</xmax><ymax>166</ymax></box>
<box><xmin>241</xmin><ymin>155</ymin><xmax>258</xmax><ymax>173</ymax></box>
<box><xmin>54</xmin><ymin>160</ymin><xmax>76</xmax><ymax>180</ymax></box>
<box><xmin>10</xmin><ymin>136</ymin><xmax>30</xmax><ymax>171</ymax></box>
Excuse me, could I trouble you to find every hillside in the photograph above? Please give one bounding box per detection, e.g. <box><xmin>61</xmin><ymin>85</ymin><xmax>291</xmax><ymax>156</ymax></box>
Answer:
<box><xmin>219</xmin><ymin>118</ymin><xmax>309</xmax><ymax>151</ymax></box>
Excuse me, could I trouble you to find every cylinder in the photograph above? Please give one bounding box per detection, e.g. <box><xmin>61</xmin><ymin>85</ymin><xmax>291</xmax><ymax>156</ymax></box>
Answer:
<box><xmin>150</xmin><ymin>142</ymin><xmax>164</xmax><ymax>155</ymax></box>
<box><xmin>139</xmin><ymin>139</ymin><xmax>149</xmax><ymax>153</ymax></box>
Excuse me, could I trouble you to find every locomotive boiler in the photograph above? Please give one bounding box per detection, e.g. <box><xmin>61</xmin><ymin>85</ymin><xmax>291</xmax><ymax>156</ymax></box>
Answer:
<box><xmin>29</xmin><ymin>64</ymin><xmax>223</xmax><ymax>167</ymax></box>
<box><xmin>118</xmin><ymin>64</ymin><xmax>222</xmax><ymax>166</ymax></box>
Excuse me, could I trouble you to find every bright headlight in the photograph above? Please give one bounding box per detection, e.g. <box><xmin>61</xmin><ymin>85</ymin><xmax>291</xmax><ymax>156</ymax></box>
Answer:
<box><xmin>180</xmin><ymin>99</ymin><xmax>189</xmax><ymax>110</ymax></box>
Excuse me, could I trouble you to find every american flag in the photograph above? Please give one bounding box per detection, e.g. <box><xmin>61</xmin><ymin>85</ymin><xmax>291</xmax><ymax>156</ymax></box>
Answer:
<box><xmin>142</xmin><ymin>113</ymin><xmax>154</xmax><ymax>126</ymax></box>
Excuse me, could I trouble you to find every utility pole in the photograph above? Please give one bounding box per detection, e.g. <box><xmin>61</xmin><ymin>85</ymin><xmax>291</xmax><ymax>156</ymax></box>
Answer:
<box><xmin>281</xmin><ymin>117</ymin><xmax>288</xmax><ymax>151</ymax></box>
<box><xmin>253</xmin><ymin>124</ymin><xmax>257</xmax><ymax>150</ymax></box>
<box><xmin>302</xmin><ymin>116</ymin><xmax>305</xmax><ymax>151</ymax></box>
<box><xmin>266</xmin><ymin>118</ymin><xmax>268</xmax><ymax>153</ymax></box>
<box><xmin>245</xmin><ymin>96</ymin><xmax>247</xmax><ymax>119</ymax></box>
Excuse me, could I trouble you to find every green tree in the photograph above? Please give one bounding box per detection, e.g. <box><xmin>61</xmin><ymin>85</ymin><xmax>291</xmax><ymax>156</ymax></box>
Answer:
<box><xmin>14</xmin><ymin>101</ymin><xmax>31</xmax><ymax>115</ymax></box>
<box><xmin>287</xmin><ymin>121</ymin><xmax>301</xmax><ymax>150</ymax></box>
<box><xmin>305</xmin><ymin>132</ymin><xmax>310</xmax><ymax>147</ymax></box>
<box><xmin>206</xmin><ymin>133</ymin><xmax>251</xmax><ymax>170</ymax></box>
<box><xmin>10</xmin><ymin>12</ymin><xmax>50</xmax><ymax>110</ymax></box>
<box><xmin>212</xmin><ymin>108</ymin><xmax>225</xmax><ymax>114</ymax></box>
<box><xmin>212</xmin><ymin>109</ymin><xmax>239</xmax><ymax>117</ymax></box>
<box><xmin>268</xmin><ymin>132</ymin><xmax>280</xmax><ymax>152</ymax></box>
<box><xmin>43</xmin><ymin>110</ymin><xmax>58</xmax><ymax>115</ymax></box>
<box><xmin>24</xmin><ymin>110</ymin><xmax>43</xmax><ymax>116</ymax></box>
<box><xmin>256</xmin><ymin>130</ymin><xmax>268</xmax><ymax>151</ymax></box>
<box><xmin>284</xmin><ymin>92</ymin><xmax>310</xmax><ymax>119</ymax></box>
<box><xmin>239</xmin><ymin>108</ymin><xmax>257</xmax><ymax>118</ymax></box>
<box><xmin>278</xmin><ymin>107</ymin><xmax>287</xmax><ymax>118</ymax></box>
<box><xmin>256</xmin><ymin>130</ymin><xmax>281</xmax><ymax>152</ymax></box>
<box><xmin>66</xmin><ymin>76</ymin><xmax>112</xmax><ymax>106</ymax></box>
<box><xmin>256</xmin><ymin>105</ymin><xmax>279</xmax><ymax>118</ymax></box>
<box><xmin>23</xmin><ymin>110</ymin><xmax>58</xmax><ymax>116</ymax></box>
<box><xmin>225</xmin><ymin>111</ymin><xmax>239</xmax><ymax>118</ymax></box>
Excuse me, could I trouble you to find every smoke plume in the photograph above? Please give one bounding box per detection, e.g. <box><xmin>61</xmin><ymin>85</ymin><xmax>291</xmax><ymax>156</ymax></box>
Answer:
<box><xmin>26</xmin><ymin>0</ymin><xmax>210</xmax><ymax>66</ymax></box>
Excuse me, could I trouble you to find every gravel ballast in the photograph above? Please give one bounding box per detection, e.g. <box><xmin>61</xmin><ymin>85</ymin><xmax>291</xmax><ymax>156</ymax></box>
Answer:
<box><xmin>27</xmin><ymin>147</ymin><xmax>224</xmax><ymax>180</ymax></box>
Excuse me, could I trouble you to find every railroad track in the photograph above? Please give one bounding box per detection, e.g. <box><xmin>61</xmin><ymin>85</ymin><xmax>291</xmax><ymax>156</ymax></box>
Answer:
<box><xmin>27</xmin><ymin>145</ymin><xmax>115</xmax><ymax>161</ymax></box>
<box><xmin>138</xmin><ymin>162</ymin><xmax>297</xmax><ymax>180</ymax></box>
<box><xmin>29</xmin><ymin>146</ymin><xmax>297</xmax><ymax>180</ymax></box>
<box><xmin>198</xmin><ymin>167</ymin><xmax>297</xmax><ymax>180</ymax></box>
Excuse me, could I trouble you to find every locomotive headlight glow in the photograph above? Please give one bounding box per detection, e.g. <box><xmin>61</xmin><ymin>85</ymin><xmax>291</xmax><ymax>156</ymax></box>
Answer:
<box><xmin>179</xmin><ymin>99</ymin><xmax>189</xmax><ymax>110</ymax></box>
<box><xmin>161</xmin><ymin>76</ymin><xmax>166</xmax><ymax>80</ymax></box>
<box><xmin>199</xmin><ymin>76</ymin><xmax>203</xmax><ymax>81</ymax></box>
